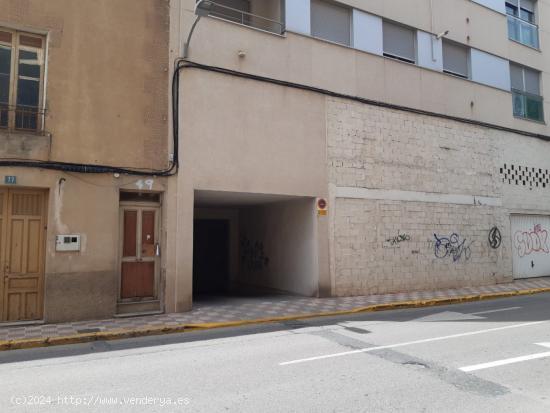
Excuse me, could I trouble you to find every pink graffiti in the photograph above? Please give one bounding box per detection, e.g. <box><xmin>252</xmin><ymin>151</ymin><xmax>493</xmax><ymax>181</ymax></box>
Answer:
<box><xmin>514</xmin><ymin>224</ymin><xmax>550</xmax><ymax>258</ymax></box>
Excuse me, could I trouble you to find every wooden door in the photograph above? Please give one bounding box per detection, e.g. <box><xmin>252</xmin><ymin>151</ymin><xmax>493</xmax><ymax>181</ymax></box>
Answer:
<box><xmin>120</xmin><ymin>207</ymin><xmax>159</xmax><ymax>300</ymax></box>
<box><xmin>1</xmin><ymin>189</ymin><xmax>46</xmax><ymax>321</ymax></box>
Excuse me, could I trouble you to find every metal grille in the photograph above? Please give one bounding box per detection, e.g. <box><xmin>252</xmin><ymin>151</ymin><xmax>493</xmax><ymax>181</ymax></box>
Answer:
<box><xmin>11</xmin><ymin>194</ymin><xmax>42</xmax><ymax>216</ymax></box>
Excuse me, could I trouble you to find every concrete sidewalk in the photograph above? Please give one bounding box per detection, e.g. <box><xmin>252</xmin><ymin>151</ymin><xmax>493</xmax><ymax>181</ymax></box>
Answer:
<box><xmin>1</xmin><ymin>277</ymin><xmax>550</xmax><ymax>350</ymax></box>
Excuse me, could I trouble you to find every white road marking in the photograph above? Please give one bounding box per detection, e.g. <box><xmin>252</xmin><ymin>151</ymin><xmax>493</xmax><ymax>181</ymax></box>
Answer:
<box><xmin>469</xmin><ymin>306</ymin><xmax>521</xmax><ymax>316</ymax></box>
<box><xmin>279</xmin><ymin>321</ymin><xmax>547</xmax><ymax>366</ymax></box>
<box><xmin>460</xmin><ymin>343</ymin><xmax>550</xmax><ymax>372</ymax></box>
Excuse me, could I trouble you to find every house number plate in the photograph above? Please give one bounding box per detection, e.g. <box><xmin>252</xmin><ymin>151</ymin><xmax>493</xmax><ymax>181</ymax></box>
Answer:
<box><xmin>4</xmin><ymin>176</ymin><xmax>16</xmax><ymax>185</ymax></box>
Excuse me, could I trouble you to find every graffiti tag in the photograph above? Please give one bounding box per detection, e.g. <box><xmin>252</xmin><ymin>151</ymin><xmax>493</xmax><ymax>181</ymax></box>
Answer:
<box><xmin>433</xmin><ymin>233</ymin><xmax>472</xmax><ymax>262</ymax></box>
<box><xmin>240</xmin><ymin>236</ymin><xmax>269</xmax><ymax>271</ymax></box>
<box><xmin>385</xmin><ymin>231</ymin><xmax>411</xmax><ymax>247</ymax></box>
<box><xmin>513</xmin><ymin>224</ymin><xmax>549</xmax><ymax>258</ymax></box>
<box><xmin>488</xmin><ymin>227</ymin><xmax>502</xmax><ymax>249</ymax></box>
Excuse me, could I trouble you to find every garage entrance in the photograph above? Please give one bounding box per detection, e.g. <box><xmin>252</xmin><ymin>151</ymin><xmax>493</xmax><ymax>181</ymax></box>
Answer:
<box><xmin>193</xmin><ymin>190</ymin><xmax>318</xmax><ymax>299</ymax></box>
<box><xmin>511</xmin><ymin>215</ymin><xmax>550</xmax><ymax>279</ymax></box>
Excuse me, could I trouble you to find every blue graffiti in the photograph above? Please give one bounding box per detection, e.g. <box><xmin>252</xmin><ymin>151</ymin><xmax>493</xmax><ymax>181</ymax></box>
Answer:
<box><xmin>433</xmin><ymin>233</ymin><xmax>472</xmax><ymax>262</ymax></box>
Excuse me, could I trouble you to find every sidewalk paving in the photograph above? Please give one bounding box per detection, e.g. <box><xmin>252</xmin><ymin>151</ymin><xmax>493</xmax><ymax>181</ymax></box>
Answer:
<box><xmin>1</xmin><ymin>277</ymin><xmax>550</xmax><ymax>343</ymax></box>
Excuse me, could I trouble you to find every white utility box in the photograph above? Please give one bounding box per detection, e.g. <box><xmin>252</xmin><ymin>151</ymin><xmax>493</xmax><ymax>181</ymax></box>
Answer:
<box><xmin>55</xmin><ymin>234</ymin><xmax>81</xmax><ymax>252</ymax></box>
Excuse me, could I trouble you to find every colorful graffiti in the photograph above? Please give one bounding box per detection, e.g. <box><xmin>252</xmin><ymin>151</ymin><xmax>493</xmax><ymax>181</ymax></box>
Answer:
<box><xmin>433</xmin><ymin>233</ymin><xmax>472</xmax><ymax>262</ymax></box>
<box><xmin>513</xmin><ymin>224</ymin><xmax>549</xmax><ymax>258</ymax></box>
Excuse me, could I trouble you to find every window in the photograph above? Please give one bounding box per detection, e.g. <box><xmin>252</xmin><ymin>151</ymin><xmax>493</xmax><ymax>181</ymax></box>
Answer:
<box><xmin>383</xmin><ymin>21</ymin><xmax>416</xmax><ymax>63</ymax></box>
<box><xmin>510</xmin><ymin>63</ymin><xmax>544</xmax><ymax>122</ymax></box>
<box><xmin>310</xmin><ymin>0</ymin><xmax>351</xmax><ymax>46</ymax></box>
<box><xmin>0</xmin><ymin>29</ymin><xmax>45</xmax><ymax>132</ymax></box>
<box><xmin>506</xmin><ymin>0</ymin><xmax>539</xmax><ymax>48</ymax></box>
<box><xmin>442</xmin><ymin>40</ymin><xmax>469</xmax><ymax>79</ymax></box>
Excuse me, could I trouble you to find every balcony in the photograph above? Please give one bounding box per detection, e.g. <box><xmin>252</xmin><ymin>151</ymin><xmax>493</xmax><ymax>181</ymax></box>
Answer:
<box><xmin>512</xmin><ymin>90</ymin><xmax>544</xmax><ymax>122</ymax></box>
<box><xmin>205</xmin><ymin>0</ymin><xmax>284</xmax><ymax>35</ymax></box>
<box><xmin>507</xmin><ymin>15</ymin><xmax>539</xmax><ymax>49</ymax></box>
<box><xmin>0</xmin><ymin>105</ymin><xmax>45</xmax><ymax>134</ymax></box>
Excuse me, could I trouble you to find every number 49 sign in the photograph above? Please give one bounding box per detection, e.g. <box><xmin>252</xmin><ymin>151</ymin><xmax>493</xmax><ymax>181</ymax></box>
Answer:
<box><xmin>4</xmin><ymin>176</ymin><xmax>16</xmax><ymax>185</ymax></box>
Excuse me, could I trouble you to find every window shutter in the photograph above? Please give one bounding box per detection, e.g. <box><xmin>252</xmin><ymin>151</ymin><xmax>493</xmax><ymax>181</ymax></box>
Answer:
<box><xmin>311</xmin><ymin>0</ymin><xmax>351</xmax><ymax>46</ymax></box>
<box><xmin>383</xmin><ymin>21</ymin><xmax>415</xmax><ymax>62</ymax></box>
<box><xmin>443</xmin><ymin>41</ymin><xmax>469</xmax><ymax>77</ymax></box>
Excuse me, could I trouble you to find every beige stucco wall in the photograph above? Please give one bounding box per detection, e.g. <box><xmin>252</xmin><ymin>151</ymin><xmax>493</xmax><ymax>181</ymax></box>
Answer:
<box><xmin>166</xmin><ymin>67</ymin><xmax>330</xmax><ymax>311</ymax></box>
<box><xmin>175</xmin><ymin>0</ymin><xmax>549</xmax><ymax>137</ymax></box>
<box><xmin>238</xmin><ymin>199</ymin><xmax>319</xmax><ymax>296</ymax></box>
<box><xmin>0</xmin><ymin>0</ymin><xmax>171</xmax><ymax>322</ymax></box>
<box><xmin>0</xmin><ymin>0</ymin><xmax>170</xmax><ymax>168</ymax></box>
<box><xmin>168</xmin><ymin>0</ymin><xmax>550</xmax><ymax>305</ymax></box>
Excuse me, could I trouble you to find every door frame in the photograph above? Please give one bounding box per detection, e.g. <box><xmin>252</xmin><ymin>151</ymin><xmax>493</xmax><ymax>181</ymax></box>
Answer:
<box><xmin>0</xmin><ymin>187</ymin><xmax>48</xmax><ymax>322</ymax></box>
<box><xmin>117</xmin><ymin>199</ymin><xmax>161</xmax><ymax>303</ymax></box>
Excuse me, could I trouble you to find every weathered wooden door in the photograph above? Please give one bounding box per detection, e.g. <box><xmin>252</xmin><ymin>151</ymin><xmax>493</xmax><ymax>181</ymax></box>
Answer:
<box><xmin>0</xmin><ymin>189</ymin><xmax>46</xmax><ymax>321</ymax></box>
<box><xmin>119</xmin><ymin>206</ymin><xmax>160</xmax><ymax>300</ymax></box>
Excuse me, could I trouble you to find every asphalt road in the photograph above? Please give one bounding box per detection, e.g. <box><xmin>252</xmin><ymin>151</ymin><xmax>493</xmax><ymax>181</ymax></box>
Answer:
<box><xmin>1</xmin><ymin>293</ymin><xmax>549</xmax><ymax>412</ymax></box>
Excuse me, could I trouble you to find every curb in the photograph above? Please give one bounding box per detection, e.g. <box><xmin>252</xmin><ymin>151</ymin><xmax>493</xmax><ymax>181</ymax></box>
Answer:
<box><xmin>1</xmin><ymin>287</ymin><xmax>549</xmax><ymax>352</ymax></box>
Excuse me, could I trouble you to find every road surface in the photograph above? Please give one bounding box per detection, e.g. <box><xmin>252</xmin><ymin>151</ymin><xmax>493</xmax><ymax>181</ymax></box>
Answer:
<box><xmin>1</xmin><ymin>293</ymin><xmax>549</xmax><ymax>412</ymax></box>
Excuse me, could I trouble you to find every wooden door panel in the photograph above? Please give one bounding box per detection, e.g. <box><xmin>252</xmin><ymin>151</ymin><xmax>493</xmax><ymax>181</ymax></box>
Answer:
<box><xmin>0</xmin><ymin>190</ymin><xmax>5</xmax><ymax>321</ymax></box>
<box><xmin>6</xmin><ymin>293</ymin><xmax>20</xmax><ymax>321</ymax></box>
<box><xmin>121</xmin><ymin>262</ymin><xmax>154</xmax><ymax>299</ymax></box>
<box><xmin>123</xmin><ymin>210</ymin><xmax>137</xmax><ymax>257</ymax></box>
<box><xmin>119</xmin><ymin>206</ymin><xmax>159</xmax><ymax>302</ymax></box>
<box><xmin>141</xmin><ymin>210</ymin><xmax>155</xmax><ymax>257</ymax></box>
<box><xmin>26</xmin><ymin>219</ymin><xmax>41</xmax><ymax>274</ymax></box>
<box><xmin>6</xmin><ymin>291</ymin><xmax>39</xmax><ymax>321</ymax></box>
<box><xmin>8</xmin><ymin>219</ymin><xmax>24</xmax><ymax>274</ymax></box>
<box><xmin>2</xmin><ymin>189</ymin><xmax>46</xmax><ymax>322</ymax></box>
<box><xmin>11</xmin><ymin>192</ymin><xmax>42</xmax><ymax>216</ymax></box>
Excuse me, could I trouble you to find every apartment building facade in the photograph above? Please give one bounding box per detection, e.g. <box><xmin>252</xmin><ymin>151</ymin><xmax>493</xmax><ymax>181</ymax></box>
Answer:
<box><xmin>0</xmin><ymin>0</ymin><xmax>548</xmax><ymax>325</ymax></box>
<box><xmin>0</xmin><ymin>0</ymin><xmax>172</xmax><ymax>323</ymax></box>
<box><xmin>170</xmin><ymin>0</ymin><xmax>550</xmax><ymax>303</ymax></box>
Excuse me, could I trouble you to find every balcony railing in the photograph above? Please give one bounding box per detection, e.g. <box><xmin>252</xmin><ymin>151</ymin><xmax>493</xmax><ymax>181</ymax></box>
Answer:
<box><xmin>0</xmin><ymin>105</ymin><xmax>45</xmax><ymax>134</ymax></box>
<box><xmin>208</xmin><ymin>1</ymin><xmax>285</xmax><ymax>35</ymax></box>
<box><xmin>512</xmin><ymin>90</ymin><xmax>544</xmax><ymax>122</ymax></box>
<box><xmin>507</xmin><ymin>15</ymin><xmax>539</xmax><ymax>48</ymax></box>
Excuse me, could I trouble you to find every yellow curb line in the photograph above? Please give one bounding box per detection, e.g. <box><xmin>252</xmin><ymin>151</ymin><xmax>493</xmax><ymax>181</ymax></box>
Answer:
<box><xmin>1</xmin><ymin>287</ymin><xmax>549</xmax><ymax>352</ymax></box>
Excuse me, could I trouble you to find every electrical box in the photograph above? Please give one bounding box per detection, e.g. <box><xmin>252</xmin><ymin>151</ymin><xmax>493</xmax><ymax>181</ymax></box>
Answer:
<box><xmin>55</xmin><ymin>234</ymin><xmax>81</xmax><ymax>252</ymax></box>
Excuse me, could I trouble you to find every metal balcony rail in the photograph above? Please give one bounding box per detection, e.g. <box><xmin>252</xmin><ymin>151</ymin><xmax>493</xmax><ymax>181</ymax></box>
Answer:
<box><xmin>507</xmin><ymin>14</ymin><xmax>539</xmax><ymax>48</ymax></box>
<box><xmin>512</xmin><ymin>89</ymin><xmax>544</xmax><ymax>122</ymax></box>
<box><xmin>207</xmin><ymin>1</ymin><xmax>285</xmax><ymax>35</ymax></box>
<box><xmin>0</xmin><ymin>105</ymin><xmax>46</xmax><ymax>134</ymax></box>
